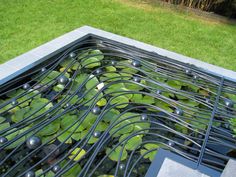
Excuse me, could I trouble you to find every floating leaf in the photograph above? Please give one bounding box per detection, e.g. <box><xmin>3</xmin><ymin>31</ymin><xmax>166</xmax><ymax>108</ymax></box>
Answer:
<box><xmin>140</xmin><ymin>143</ymin><xmax>160</xmax><ymax>161</ymax></box>
<box><xmin>179</xmin><ymin>99</ymin><xmax>199</xmax><ymax>107</ymax></box>
<box><xmin>106</xmin><ymin>66</ymin><xmax>116</xmax><ymax>72</ymax></box>
<box><xmin>53</xmin><ymin>84</ymin><xmax>65</xmax><ymax>92</ymax></box>
<box><xmin>106</xmin><ymin>146</ymin><xmax>127</xmax><ymax>161</ymax></box>
<box><xmin>96</xmin><ymin>98</ymin><xmax>107</xmax><ymax>106</ymax></box>
<box><xmin>134</xmin><ymin>122</ymin><xmax>150</xmax><ymax>131</ymax></box>
<box><xmin>71</xmin><ymin>132</ymin><xmax>81</xmax><ymax>141</ymax></box>
<box><xmin>120</xmin><ymin>72</ymin><xmax>133</xmax><ymax>80</ymax></box>
<box><xmin>75</xmin><ymin>74</ymin><xmax>88</xmax><ymax>86</ymax></box>
<box><xmin>6</xmin><ymin>89</ymin><xmax>24</xmax><ymax>98</ymax></box>
<box><xmin>121</xmin><ymin>67</ymin><xmax>138</xmax><ymax>74</ymax></box>
<box><xmin>38</xmin><ymin>71</ymin><xmax>60</xmax><ymax>84</ymax></box>
<box><xmin>124</xmin><ymin>80</ymin><xmax>146</xmax><ymax>91</ymax></box>
<box><xmin>60</xmin><ymin>114</ymin><xmax>78</xmax><ymax>130</ymax></box>
<box><xmin>110</xmin><ymin>96</ymin><xmax>129</xmax><ymax>108</ymax></box>
<box><xmin>57</xmin><ymin>130</ymin><xmax>72</xmax><ymax>144</ymax></box>
<box><xmin>95</xmin><ymin>121</ymin><xmax>109</xmax><ymax>132</ymax></box>
<box><xmin>89</xmin><ymin>49</ymin><xmax>104</xmax><ymax>60</ymax></box>
<box><xmin>100</xmin><ymin>73</ymin><xmax>121</xmax><ymax>82</ymax></box>
<box><xmin>86</xmin><ymin>75</ymin><xmax>99</xmax><ymax>90</ymax></box>
<box><xmin>0</xmin><ymin>116</ymin><xmax>5</xmax><ymax>124</ymax></box>
<box><xmin>5</xmin><ymin>128</ymin><xmax>26</xmax><ymax>149</ymax></box>
<box><xmin>41</xmin><ymin>134</ymin><xmax>56</xmax><ymax>144</ymax></box>
<box><xmin>82</xmin><ymin>57</ymin><xmax>100</xmax><ymax>69</ymax></box>
<box><xmin>131</xmin><ymin>94</ymin><xmax>154</xmax><ymax>105</ymax></box>
<box><xmin>110</xmin><ymin>120</ymin><xmax>134</xmax><ymax>137</ymax></box>
<box><xmin>88</xmin><ymin>136</ymin><xmax>99</xmax><ymax>144</ymax></box>
<box><xmin>175</xmin><ymin>123</ymin><xmax>188</xmax><ymax>134</ymax></box>
<box><xmin>69</xmin><ymin>148</ymin><xmax>86</xmax><ymax>161</ymax></box>
<box><xmin>103</xmin><ymin>109</ymin><xmax>120</xmax><ymax>123</ymax></box>
<box><xmin>166</xmin><ymin>80</ymin><xmax>182</xmax><ymax>90</ymax></box>
<box><xmin>38</xmin><ymin>121</ymin><xmax>60</xmax><ymax>136</ymax></box>
<box><xmin>64</xmin><ymin>163</ymin><xmax>82</xmax><ymax>176</ymax></box>
<box><xmin>155</xmin><ymin>100</ymin><xmax>173</xmax><ymax>113</ymax></box>
<box><xmin>11</xmin><ymin>107</ymin><xmax>30</xmax><ymax>123</ymax></box>
<box><xmin>119</xmin><ymin>134</ymin><xmax>142</xmax><ymax>151</ymax></box>
<box><xmin>0</xmin><ymin>122</ymin><xmax>10</xmax><ymax>131</ymax></box>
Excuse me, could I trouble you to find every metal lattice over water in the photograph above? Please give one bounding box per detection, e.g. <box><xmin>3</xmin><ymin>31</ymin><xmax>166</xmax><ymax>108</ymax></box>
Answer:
<box><xmin>0</xmin><ymin>38</ymin><xmax>236</xmax><ymax>177</ymax></box>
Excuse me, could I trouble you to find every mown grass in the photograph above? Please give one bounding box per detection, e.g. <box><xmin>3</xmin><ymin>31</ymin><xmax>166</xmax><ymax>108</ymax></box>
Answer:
<box><xmin>0</xmin><ymin>0</ymin><xmax>235</xmax><ymax>70</ymax></box>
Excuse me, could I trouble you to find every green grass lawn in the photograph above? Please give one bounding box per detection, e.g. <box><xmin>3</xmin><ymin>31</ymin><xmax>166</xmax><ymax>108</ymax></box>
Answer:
<box><xmin>0</xmin><ymin>0</ymin><xmax>235</xmax><ymax>71</ymax></box>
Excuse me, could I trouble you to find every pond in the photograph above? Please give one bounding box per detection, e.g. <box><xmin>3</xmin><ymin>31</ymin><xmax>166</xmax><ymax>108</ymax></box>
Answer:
<box><xmin>0</xmin><ymin>38</ymin><xmax>236</xmax><ymax>177</ymax></box>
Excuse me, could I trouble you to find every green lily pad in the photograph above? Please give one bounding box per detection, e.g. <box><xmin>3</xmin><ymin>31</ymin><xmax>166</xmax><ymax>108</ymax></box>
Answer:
<box><xmin>110</xmin><ymin>96</ymin><xmax>129</xmax><ymax>108</ymax></box>
<box><xmin>106</xmin><ymin>66</ymin><xmax>116</xmax><ymax>72</ymax></box>
<box><xmin>38</xmin><ymin>121</ymin><xmax>60</xmax><ymax>136</ymax></box>
<box><xmin>155</xmin><ymin>100</ymin><xmax>173</xmax><ymax>113</ymax></box>
<box><xmin>0</xmin><ymin>122</ymin><xmax>10</xmax><ymax>131</ymax></box>
<box><xmin>11</xmin><ymin>107</ymin><xmax>30</xmax><ymax>123</ymax></box>
<box><xmin>103</xmin><ymin>109</ymin><xmax>120</xmax><ymax>123</ymax></box>
<box><xmin>96</xmin><ymin>98</ymin><xmax>107</xmax><ymax>106</ymax></box>
<box><xmin>124</xmin><ymin>80</ymin><xmax>146</xmax><ymax>91</ymax></box>
<box><xmin>71</xmin><ymin>132</ymin><xmax>82</xmax><ymax>141</ymax></box>
<box><xmin>64</xmin><ymin>162</ymin><xmax>82</xmax><ymax>177</ymax></box>
<box><xmin>57</xmin><ymin>130</ymin><xmax>72</xmax><ymax>144</ymax></box>
<box><xmin>100</xmin><ymin>73</ymin><xmax>121</xmax><ymax>82</ymax></box>
<box><xmin>110</xmin><ymin>119</ymin><xmax>134</xmax><ymax>137</ymax></box>
<box><xmin>119</xmin><ymin>134</ymin><xmax>142</xmax><ymax>151</ymax></box>
<box><xmin>86</xmin><ymin>75</ymin><xmax>99</xmax><ymax>90</ymax></box>
<box><xmin>140</xmin><ymin>143</ymin><xmax>160</xmax><ymax>161</ymax></box>
<box><xmin>60</xmin><ymin>113</ymin><xmax>78</xmax><ymax>130</ymax></box>
<box><xmin>131</xmin><ymin>94</ymin><xmax>155</xmax><ymax>105</ymax></box>
<box><xmin>69</xmin><ymin>148</ymin><xmax>86</xmax><ymax>161</ymax></box>
<box><xmin>82</xmin><ymin>57</ymin><xmax>100</xmax><ymax>69</ymax></box>
<box><xmin>106</xmin><ymin>146</ymin><xmax>128</xmax><ymax>161</ymax></box>
<box><xmin>166</xmin><ymin>80</ymin><xmax>182</xmax><ymax>90</ymax></box>
<box><xmin>6</xmin><ymin>89</ymin><xmax>24</xmax><ymax>98</ymax></box>
<box><xmin>0</xmin><ymin>116</ymin><xmax>5</xmax><ymax>124</ymax></box>
<box><xmin>4</xmin><ymin>128</ymin><xmax>27</xmax><ymax>149</ymax></box>
<box><xmin>53</xmin><ymin>84</ymin><xmax>65</xmax><ymax>92</ymax></box>
<box><xmin>89</xmin><ymin>49</ymin><xmax>104</xmax><ymax>60</ymax></box>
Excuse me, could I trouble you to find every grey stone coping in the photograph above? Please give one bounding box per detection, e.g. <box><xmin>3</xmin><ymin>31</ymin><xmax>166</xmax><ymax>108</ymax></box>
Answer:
<box><xmin>145</xmin><ymin>149</ymin><xmax>221</xmax><ymax>177</ymax></box>
<box><xmin>1</xmin><ymin>25</ymin><xmax>236</xmax><ymax>85</ymax></box>
<box><xmin>220</xmin><ymin>159</ymin><xmax>236</xmax><ymax>177</ymax></box>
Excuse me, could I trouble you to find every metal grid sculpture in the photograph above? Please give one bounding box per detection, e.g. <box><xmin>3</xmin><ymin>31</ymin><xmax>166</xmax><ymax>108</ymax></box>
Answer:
<box><xmin>0</xmin><ymin>38</ymin><xmax>236</xmax><ymax>177</ymax></box>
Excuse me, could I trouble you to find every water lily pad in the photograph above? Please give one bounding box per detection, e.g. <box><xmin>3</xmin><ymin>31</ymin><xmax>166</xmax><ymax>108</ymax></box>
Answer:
<box><xmin>69</xmin><ymin>148</ymin><xmax>86</xmax><ymax>161</ymax></box>
<box><xmin>140</xmin><ymin>143</ymin><xmax>160</xmax><ymax>161</ymax></box>
<box><xmin>89</xmin><ymin>49</ymin><xmax>104</xmax><ymax>60</ymax></box>
<box><xmin>6</xmin><ymin>89</ymin><xmax>24</xmax><ymax>98</ymax></box>
<box><xmin>96</xmin><ymin>98</ymin><xmax>107</xmax><ymax>106</ymax></box>
<box><xmin>64</xmin><ymin>163</ymin><xmax>82</xmax><ymax>176</ymax></box>
<box><xmin>119</xmin><ymin>135</ymin><xmax>142</xmax><ymax>151</ymax></box>
<box><xmin>57</xmin><ymin>130</ymin><xmax>72</xmax><ymax>144</ymax></box>
<box><xmin>106</xmin><ymin>146</ymin><xmax>127</xmax><ymax>161</ymax></box>
<box><xmin>131</xmin><ymin>94</ymin><xmax>155</xmax><ymax>105</ymax></box>
<box><xmin>166</xmin><ymin>80</ymin><xmax>182</xmax><ymax>90</ymax></box>
<box><xmin>60</xmin><ymin>114</ymin><xmax>78</xmax><ymax>130</ymax></box>
<box><xmin>0</xmin><ymin>116</ymin><xmax>5</xmax><ymax>124</ymax></box>
<box><xmin>125</xmin><ymin>80</ymin><xmax>146</xmax><ymax>91</ymax></box>
<box><xmin>106</xmin><ymin>66</ymin><xmax>116</xmax><ymax>72</ymax></box>
<box><xmin>110</xmin><ymin>119</ymin><xmax>134</xmax><ymax>137</ymax></box>
<box><xmin>82</xmin><ymin>57</ymin><xmax>100</xmax><ymax>69</ymax></box>
<box><xmin>110</xmin><ymin>96</ymin><xmax>129</xmax><ymax>108</ymax></box>
<box><xmin>38</xmin><ymin>121</ymin><xmax>60</xmax><ymax>136</ymax></box>
<box><xmin>103</xmin><ymin>109</ymin><xmax>120</xmax><ymax>123</ymax></box>
<box><xmin>86</xmin><ymin>75</ymin><xmax>99</xmax><ymax>90</ymax></box>
<box><xmin>100</xmin><ymin>73</ymin><xmax>121</xmax><ymax>82</ymax></box>
<box><xmin>0</xmin><ymin>122</ymin><xmax>10</xmax><ymax>131</ymax></box>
